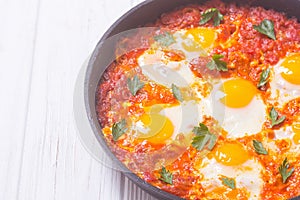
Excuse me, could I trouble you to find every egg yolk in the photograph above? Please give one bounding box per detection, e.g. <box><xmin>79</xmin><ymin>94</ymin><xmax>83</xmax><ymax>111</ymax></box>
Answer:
<box><xmin>281</xmin><ymin>53</ymin><xmax>300</xmax><ymax>85</ymax></box>
<box><xmin>206</xmin><ymin>187</ymin><xmax>248</xmax><ymax>200</ymax></box>
<box><xmin>292</xmin><ymin>122</ymin><xmax>300</xmax><ymax>144</ymax></box>
<box><xmin>214</xmin><ymin>142</ymin><xmax>250</xmax><ymax>166</ymax></box>
<box><xmin>137</xmin><ymin>113</ymin><xmax>174</xmax><ymax>144</ymax></box>
<box><xmin>220</xmin><ymin>79</ymin><xmax>257</xmax><ymax>108</ymax></box>
<box><xmin>182</xmin><ymin>27</ymin><xmax>216</xmax><ymax>51</ymax></box>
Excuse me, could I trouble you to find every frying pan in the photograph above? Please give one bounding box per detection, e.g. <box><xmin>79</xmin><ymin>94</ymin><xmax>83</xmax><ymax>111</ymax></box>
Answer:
<box><xmin>84</xmin><ymin>0</ymin><xmax>300</xmax><ymax>199</ymax></box>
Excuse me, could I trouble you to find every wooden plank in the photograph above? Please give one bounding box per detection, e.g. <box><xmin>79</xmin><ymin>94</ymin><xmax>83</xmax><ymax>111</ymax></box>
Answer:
<box><xmin>15</xmin><ymin>0</ymin><xmax>157</xmax><ymax>199</ymax></box>
<box><xmin>0</xmin><ymin>0</ymin><xmax>40</xmax><ymax>199</ymax></box>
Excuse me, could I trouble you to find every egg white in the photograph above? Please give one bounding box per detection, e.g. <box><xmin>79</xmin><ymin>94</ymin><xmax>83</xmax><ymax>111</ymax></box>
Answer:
<box><xmin>139</xmin><ymin>56</ymin><xmax>195</xmax><ymax>88</ymax></box>
<box><xmin>159</xmin><ymin>100</ymin><xmax>213</xmax><ymax>139</ymax></box>
<box><xmin>170</xmin><ymin>30</ymin><xmax>208</xmax><ymax>60</ymax></box>
<box><xmin>160</xmin><ymin>82</ymin><xmax>267</xmax><ymax>139</ymax></box>
<box><xmin>130</xmin><ymin>100</ymin><xmax>210</xmax><ymax>141</ymax></box>
<box><xmin>274</xmin><ymin>122</ymin><xmax>300</xmax><ymax>154</ymax></box>
<box><xmin>269</xmin><ymin>59</ymin><xmax>300</xmax><ymax>107</ymax></box>
<box><xmin>220</xmin><ymin>98</ymin><xmax>266</xmax><ymax>138</ymax></box>
<box><xmin>138</xmin><ymin>29</ymin><xmax>211</xmax><ymax>88</ymax></box>
<box><xmin>208</xmin><ymin>80</ymin><xmax>267</xmax><ymax>138</ymax></box>
<box><xmin>199</xmin><ymin>157</ymin><xmax>264</xmax><ymax>200</ymax></box>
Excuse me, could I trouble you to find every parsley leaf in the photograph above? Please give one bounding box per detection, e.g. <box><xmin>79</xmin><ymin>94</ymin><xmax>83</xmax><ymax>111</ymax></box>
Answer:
<box><xmin>221</xmin><ymin>177</ymin><xmax>236</xmax><ymax>189</ymax></box>
<box><xmin>127</xmin><ymin>75</ymin><xmax>144</xmax><ymax>96</ymax></box>
<box><xmin>269</xmin><ymin>107</ymin><xmax>286</xmax><ymax>127</ymax></box>
<box><xmin>253</xmin><ymin>140</ymin><xmax>268</xmax><ymax>155</ymax></box>
<box><xmin>200</xmin><ymin>9</ymin><xmax>216</xmax><ymax>25</ymax></box>
<box><xmin>257</xmin><ymin>68</ymin><xmax>271</xmax><ymax>88</ymax></box>
<box><xmin>192</xmin><ymin>123</ymin><xmax>217</xmax><ymax>151</ymax></box>
<box><xmin>192</xmin><ymin>123</ymin><xmax>209</xmax><ymax>135</ymax></box>
<box><xmin>253</xmin><ymin>19</ymin><xmax>276</xmax><ymax>40</ymax></box>
<box><xmin>154</xmin><ymin>32</ymin><xmax>176</xmax><ymax>47</ymax></box>
<box><xmin>279</xmin><ymin>157</ymin><xmax>294</xmax><ymax>183</ymax></box>
<box><xmin>206</xmin><ymin>54</ymin><xmax>228</xmax><ymax>71</ymax></box>
<box><xmin>200</xmin><ymin>8</ymin><xmax>224</xmax><ymax>26</ymax></box>
<box><xmin>171</xmin><ymin>84</ymin><xmax>183</xmax><ymax>102</ymax></box>
<box><xmin>192</xmin><ymin>134</ymin><xmax>211</xmax><ymax>151</ymax></box>
<box><xmin>159</xmin><ymin>167</ymin><xmax>173</xmax><ymax>185</ymax></box>
<box><xmin>112</xmin><ymin>119</ymin><xmax>127</xmax><ymax>141</ymax></box>
<box><xmin>208</xmin><ymin>134</ymin><xmax>217</xmax><ymax>150</ymax></box>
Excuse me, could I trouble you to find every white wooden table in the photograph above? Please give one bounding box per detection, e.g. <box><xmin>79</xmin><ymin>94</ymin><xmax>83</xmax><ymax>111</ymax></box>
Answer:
<box><xmin>0</xmin><ymin>0</ymin><xmax>158</xmax><ymax>199</ymax></box>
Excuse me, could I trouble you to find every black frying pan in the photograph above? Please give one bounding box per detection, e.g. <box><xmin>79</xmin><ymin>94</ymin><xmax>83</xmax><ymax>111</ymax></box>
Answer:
<box><xmin>84</xmin><ymin>0</ymin><xmax>300</xmax><ymax>199</ymax></box>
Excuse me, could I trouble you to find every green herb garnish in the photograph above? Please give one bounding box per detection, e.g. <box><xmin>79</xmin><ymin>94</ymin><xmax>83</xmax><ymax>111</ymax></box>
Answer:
<box><xmin>127</xmin><ymin>75</ymin><xmax>144</xmax><ymax>96</ymax></box>
<box><xmin>154</xmin><ymin>32</ymin><xmax>176</xmax><ymax>47</ymax></box>
<box><xmin>221</xmin><ymin>177</ymin><xmax>236</xmax><ymax>189</ymax></box>
<box><xmin>112</xmin><ymin>119</ymin><xmax>127</xmax><ymax>141</ymax></box>
<box><xmin>200</xmin><ymin>8</ymin><xmax>224</xmax><ymax>26</ymax></box>
<box><xmin>269</xmin><ymin>107</ymin><xmax>286</xmax><ymax>127</ymax></box>
<box><xmin>253</xmin><ymin>19</ymin><xmax>276</xmax><ymax>40</ymax></box>
<box><xmin>159</xmin><ymin>167</ymin><xmax>173</xmax><ymax>185</ymax></box>
<box><xmin>171</xmin><ymin>84</ymin><xmax>183</xmax><ymax>102</ymax></box>
<box><xmin>192</xmin><ymin>123</ymin><xmax>217</xmax><ymax>151</ymax></box>
<box><xmin>257</xmin><ymin>68</ymin><xmax>271</xmax><ymax>88</ymax></box>
<box><xmin>206</xmin><ymin>54</ymin><xmax>228</xmax><ymax>71</ymax></box>
<box><xmin>253</xmin><ymin>140</ymin><xmax>268</xmax><ymax>155</ymax></box>
<box><xmin>279</xmin><ymin>157</ymin><xmax>294</xmax><ymax>183</ymax></box>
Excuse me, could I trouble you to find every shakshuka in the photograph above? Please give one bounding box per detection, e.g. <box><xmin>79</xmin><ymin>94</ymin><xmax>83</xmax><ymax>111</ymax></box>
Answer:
<box><xmin>96</xmin><ymin>0</ymin><xmax>300</xmax><ymax>199</ymax></box>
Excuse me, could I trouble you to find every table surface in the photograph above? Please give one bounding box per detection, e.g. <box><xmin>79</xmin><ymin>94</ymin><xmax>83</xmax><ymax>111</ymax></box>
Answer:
<box><xmin>0</xmin><ymin>0</ymin><xmax>159</xmax><ymax>199</ymax></box>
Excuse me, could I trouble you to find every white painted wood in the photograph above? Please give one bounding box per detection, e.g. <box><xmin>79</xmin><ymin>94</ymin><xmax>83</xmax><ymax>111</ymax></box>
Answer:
<box><xmin>0</xmin><ymin>0</ymin><xmax>159</xmax><ymax>199</ymax></box>
<box><xmin>0</xmin><ymin>0</ymin><xmax>40</xmax><ymax>199</ymax></box>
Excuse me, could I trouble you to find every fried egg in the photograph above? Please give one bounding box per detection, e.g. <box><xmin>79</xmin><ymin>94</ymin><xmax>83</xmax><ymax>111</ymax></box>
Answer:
<box><xmin>211</xmin><ymin>78</ymin><xmax>267</xmax><ymax>138</ymax></box>
<box><xmin>160</xmin><ymin>100</ymin><xmax>213</xmax><ymax>139</ymax></box>
<box><xmin>132</xmin><ymin>100</ymin><xmax>211</xmax><ymax>144</ymax></box>
<box><xmin>138</xmin><ymin>51</ymin><xmax>196</xmax><ymax>87</ymax></box>
<box><xmin>198</xmin><ymin>146</ymin><xmax>264</xmax><ymax>200</ymax></box>
<box><xmin>269</xmin><ymin>53</ymin><xmax>300</xmax><ymax>107</ymax></box>
<box><xmin>274</xmin><ymin>120</ymin><xmax>300</xmax><ymax>154</ymax></box>
<box><xmin>133</xmin><ymin>111</ymin><xmax>175</xmax><ymax>144</ymax></box>
<box><xmin>171</xmin><ymin>27</ymin><xmax>216</xmax><ymax>60</ymax></box>
<box><xmin>138</xmin><ymin>27</ymin><xmax>217</xmax><ymax>88</ymax></box>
